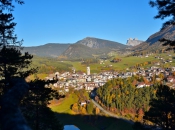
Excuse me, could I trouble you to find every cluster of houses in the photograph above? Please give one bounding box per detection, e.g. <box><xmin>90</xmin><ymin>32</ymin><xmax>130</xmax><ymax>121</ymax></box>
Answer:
<box><xmin>45</xmin><ymin>65</ymin><xmax>175</xmax><ymax>94</ymax></box>
<box><xmin>154</xmin><ymin>55</ymin><xmax>173</xmax><ymax>64</ymax></box>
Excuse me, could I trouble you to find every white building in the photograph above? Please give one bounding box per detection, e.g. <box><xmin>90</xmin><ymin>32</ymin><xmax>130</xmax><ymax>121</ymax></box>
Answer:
<box><xmin>87</xmin><ymin>66</ymin><xmax>90</xmax><ymax>75</ymax></box>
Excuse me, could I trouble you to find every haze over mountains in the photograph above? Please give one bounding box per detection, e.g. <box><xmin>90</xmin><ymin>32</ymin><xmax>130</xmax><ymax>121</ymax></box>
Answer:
<box><xmin>22</xmin><ymin>25</ymin><xmax>175</xmax><ymax>58</ymax></box>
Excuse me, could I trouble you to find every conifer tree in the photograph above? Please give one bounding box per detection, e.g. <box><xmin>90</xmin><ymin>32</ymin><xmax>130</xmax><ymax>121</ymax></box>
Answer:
<box><xmin>149</xmin><ymin>0</ymin><xmax>175</xmax><ymax>49</ymax></box>
<box><xmin>0</xmin><ymin>46</ymin><xmax>37</xmax><ymax>94</ymax></box>
<box><xmin>144</xmin><ymin>85</ymin><xmax>175</xmax><ymax>130</ymax></box>
<box><xmin>149</xmin><ymin>0</ymin><xmax>175</xmax><ymax>28</ymax></box>
<box><xmin>21</xmin><ymin>79</ymin><xmax>63</xmax><ymax>130</ymax></box>
<box><xmin>0</xmin><ymin>1</ymin><xmax>63</xmax><ymax>130</ymax></box>
<box><xmin>0</xmin><ymin>0</ymin><xmax>37</xmax><ymax>95</ymax></box>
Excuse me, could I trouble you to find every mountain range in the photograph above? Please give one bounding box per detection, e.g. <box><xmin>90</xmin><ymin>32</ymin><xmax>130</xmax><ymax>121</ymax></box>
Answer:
<box><xmin>61</xmin><ymin>37</ymin><xmax>127</xmax><ymax>59</ymax></box>
<box><xmin>22</xmin><ymin>37</ymin><xmax>127</xmax><ymax>59</ymax></box>
<box><xmin>22</xmin><ymin>24</ymin><xmax>175</xmax><ymax>58</ymax></box>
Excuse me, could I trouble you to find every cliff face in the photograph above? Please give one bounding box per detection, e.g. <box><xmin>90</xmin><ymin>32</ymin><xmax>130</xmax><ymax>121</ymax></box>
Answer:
<box><xmin>126</xmin><ymin>38</ymin><xmax>144</xmax><ymax>46</ymax></box>
<box><xmin>76</xmin><ymin>37</ymin><xmax>127</xmax><ymax>49</ymax></box>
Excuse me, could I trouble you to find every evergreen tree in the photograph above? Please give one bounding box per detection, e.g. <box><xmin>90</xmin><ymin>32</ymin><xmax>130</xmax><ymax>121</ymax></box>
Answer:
<box><xmin>0</xmin><ymin>0</ymin><xmax>24</xmax><ymax>46</ymax></box>
<box><xmin>0</xmin><ymin>0</ymin><xmax>31</xmax><ymax>95</ymax></box>
<box><xmin>149</xmin><ymin>0</ymin><xmax>175</xmax><ymax>28</ymax></box>
<box><xmin>22</xmin><ymin>79</ymin><xmax>63</xmax><ymax>130</ymax></box>
<box><xmin>149</xmin><ymin>0</ymin><xmax>175</xmax><ymax>50</ymax></box>
<box><xmin>144</xmin><ymin>85</ymin><xmax>175</xmax><ymax>130</ymax></box>
<box><xmin>0</xmin><ymin>46</ymin><xmax>37</xmax><ymax>94</ymax></box>
<box><xmin>0</xmin><ymin>1</ymin><xmax>63</xmax><ymax>129</ymax></box>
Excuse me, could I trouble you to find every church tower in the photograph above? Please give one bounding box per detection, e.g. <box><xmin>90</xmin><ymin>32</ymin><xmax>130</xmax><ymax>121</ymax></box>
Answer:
<box><xmin>87</xmin><ymin>66</ymin><xmax>90</xmax><ymax>75</ymax></box>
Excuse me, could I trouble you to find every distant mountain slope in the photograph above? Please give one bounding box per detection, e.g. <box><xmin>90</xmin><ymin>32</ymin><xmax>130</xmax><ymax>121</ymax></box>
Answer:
<box><xmin>61</xmin><ymin>37</ymin><xmax>128</xmax><ymax>59</ymax></box>
<box><xmin>146</xmin><ymin>25</ymin><xmax>175</xmax><ymax>45</ymax></box>
<box><xmin>61</xmin><ymin>44</ymin><xmax>96</xmax><ymax>59</ymax></box>
<box><xmin>22</xmin><ymin>43</ymin><xmax>71</xmax><ymax>57</ymax></box>
<box><xmin>22</xmin><ymin>37</ymin><xmax>127</xmax><ymax>58</ymax></box>
<box><xmin>61</xmin><ymin>44</ymin><xmax>117</xmax><ymax>59</ymax></box>
<box><xmin>133</xmin><ymin>25</ymin><xmax>175</xmax><ymax>52</ymax></box>
<box><xmin>76</xmin><ymin>37</ymin><xmax>127</xmax><ymax>49</ymax></box>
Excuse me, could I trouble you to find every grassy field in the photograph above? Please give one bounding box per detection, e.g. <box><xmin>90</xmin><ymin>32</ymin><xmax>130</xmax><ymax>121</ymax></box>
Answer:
<box><xmin>51</xmin><ymin>93</ymin><xmax>78</xmax><ymax>114</ymax></box>
<box><xmin>51</xmin><ymin>93</ymin><xmax>134</xmax><ymax>130</ymax></box>
<box><xmin>29</xmin><ymin>52</ymin><xmax>175</xmax><ymax>80</ymax></box>
<box><xmin>26</xmin><ymin>73</ymin><xmax>48</xmax><ymax>81</ymax></box>
<box><xmin>62</xmin><ymin>53</ymin><xmax>175</xmax><ymax>73</ymax></box>
<box><xmin>63</xmin><ymin>61</ymin><xmax>87</xmax><ymax>72</ymax></box>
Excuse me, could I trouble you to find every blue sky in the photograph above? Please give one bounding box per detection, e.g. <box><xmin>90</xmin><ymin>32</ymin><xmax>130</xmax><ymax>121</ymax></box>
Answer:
<box><xmin>13</xmin><ymin>0</ymin><xmax>167</xmax><ymax>47</ymax></box>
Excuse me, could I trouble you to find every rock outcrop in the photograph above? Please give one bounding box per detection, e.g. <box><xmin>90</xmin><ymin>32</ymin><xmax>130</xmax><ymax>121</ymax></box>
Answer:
<box><xmin>126</xmin><ymin>38</ymin><xmax>143</xmax><ymax>46</ymax></box>
<box><xmin>76</xmin><ymin>37</ymin><xmax>126</xmax><ymax>49</ymax></box>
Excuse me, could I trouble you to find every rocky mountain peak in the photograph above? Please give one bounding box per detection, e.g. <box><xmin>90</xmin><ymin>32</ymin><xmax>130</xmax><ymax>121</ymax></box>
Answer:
<box><xmin>126</xmin><ymin>38</ymin><xmax>144</xmax><ymax>46</ymax></box>
<box><xmin>76</xmin><ymin>37</ymin><xmax>126</xmax><ymax>49</ymax></box>
<box><xmin>79</xmin><ymin>37</ymin><xmax>99</xmax><ymax>48</ymax></box>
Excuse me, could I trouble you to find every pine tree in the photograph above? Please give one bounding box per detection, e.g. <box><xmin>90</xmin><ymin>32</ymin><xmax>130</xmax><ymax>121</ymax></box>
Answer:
<box><xmin>0</xmin><ymin>1</ymin><xmax>63</xmax><ymax>130</ymax></box>
<box><xmin>0</xmin><ymin>0</ymin><xmax>32</xmax><ymax>95</ymax></box>
<box><xmin>0</xmin><ymin>0</ymin><xmax>24</xmax><ymax>46</ymax></box>
<box><xmin>0</xmin><ymin>46</ymin><xmax>37</xmax><ymax>94</ymax></box>
<box><xmin>149</xmin><ymin>0</ymin><xmax>175</xmax><ymax>28</ymax></box>
<box><xmin>149</xmin><ymin>0</ymin><xmax>175</xmax><ymax>50</ymax></box>
<box><xmin>21</xmin><ymin>79</ymin><xmax>62</xmax><ymax>130</ymax></box>
<box><xmin>144</xmin><ymin>85</ymin><xmax>175</xmax><ymax>130</ymax></box>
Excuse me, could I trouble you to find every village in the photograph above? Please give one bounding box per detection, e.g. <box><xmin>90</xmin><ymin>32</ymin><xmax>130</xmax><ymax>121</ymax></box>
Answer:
<box><xmin>45</xmin><ymin>59</ymin><xmax>175</xmax><ymax>94</ymax></box>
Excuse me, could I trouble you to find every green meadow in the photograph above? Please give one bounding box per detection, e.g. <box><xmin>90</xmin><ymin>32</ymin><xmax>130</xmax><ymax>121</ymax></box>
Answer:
<box><xmin>51</xmin><ymin>93</ymin><xmax>134</xmax><ymax>130</ymax></box>
<box><xmin>51</xmin><ymin>93</ymin><xmax>78</xmax><ymax>114</ymax></box>
<box><xmin>31</xmin><ymin>52</ymin><xmax>175</xmax><ymax>79</ymax></box>
<box><xmin>63</xmin><ymin>53</ymin><xmax>175</xmax><ymax>73</ymax></box>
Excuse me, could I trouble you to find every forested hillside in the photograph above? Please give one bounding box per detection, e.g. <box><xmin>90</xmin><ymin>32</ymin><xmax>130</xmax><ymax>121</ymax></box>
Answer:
<box><xmin>96</xmin><ymin>77</ymin><xmax>157</xmax><ymax>121</ymax></box>
<box><xmin>22</xmin><ymin>43</ymin><xmax>71</xmax><ymax>57</ymax></box>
